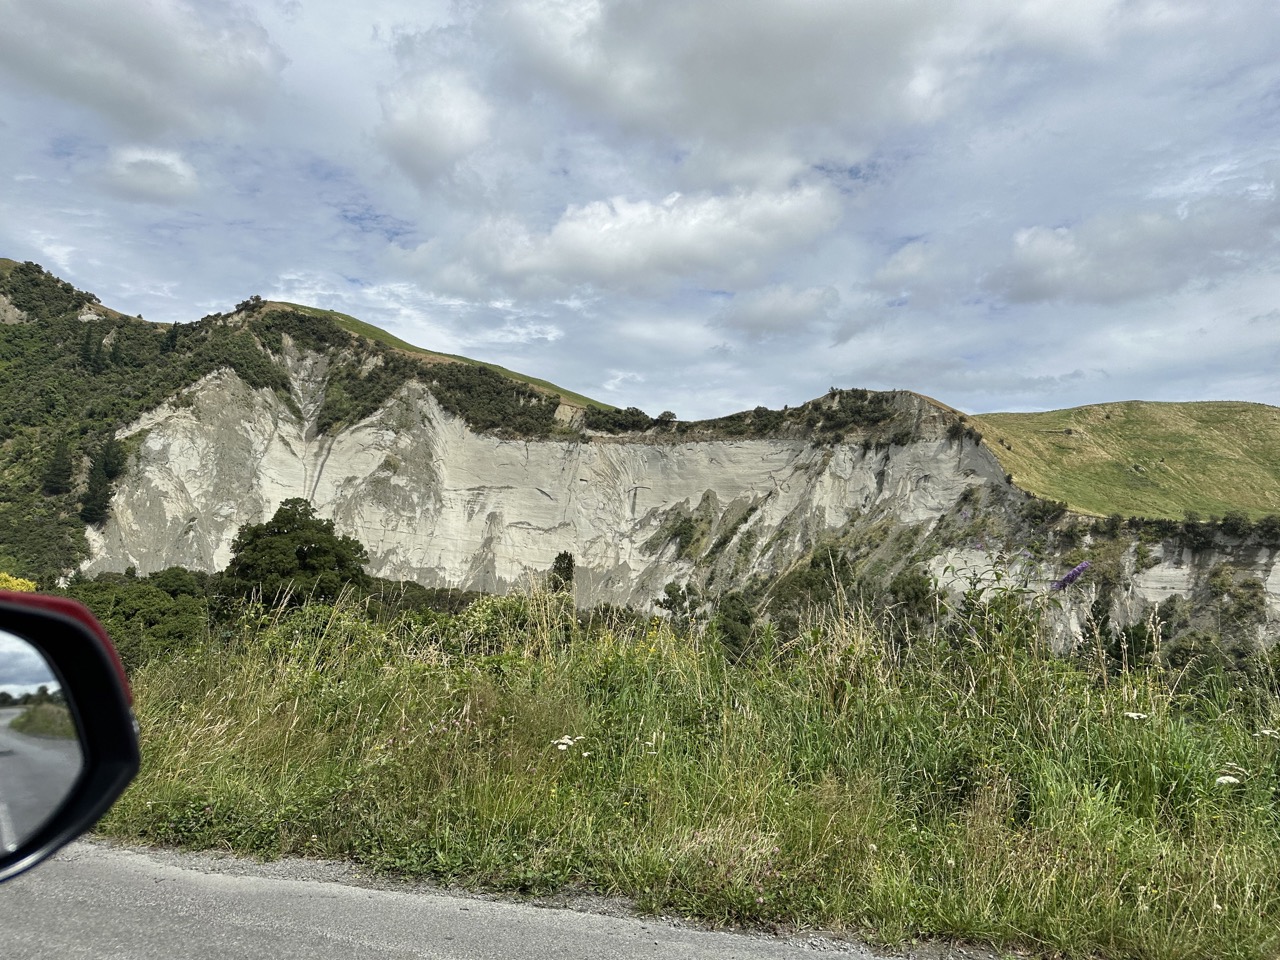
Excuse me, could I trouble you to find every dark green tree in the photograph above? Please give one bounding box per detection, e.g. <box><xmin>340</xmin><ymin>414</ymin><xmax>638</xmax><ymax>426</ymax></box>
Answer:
<box><xmin>549</xmin><ymin>550</ymin><xmax>575</xmax><ymax>592</ymax></box>
<box><xmin>221</xmin><ymin>498</ymin><xmax>371</xmax><ymax>603</ymax></box>
<box><xmin>99</xmin><ymin>437</ymin><xmax>127</xmax><ymax>480</ymax></box>
<box><xmin>42</xmin><ymin>441</ymin><xmax>74</xmax><ymax>495</ymax></box>
<box><xmin>80</xmin><ymin>458</ymin><xmax>112</xmax><ymax>525</ymax></box>
<box><xmin>79</xmin><ymin>325</ymin><xmax>95</xmax><ymax>368</ymax></box>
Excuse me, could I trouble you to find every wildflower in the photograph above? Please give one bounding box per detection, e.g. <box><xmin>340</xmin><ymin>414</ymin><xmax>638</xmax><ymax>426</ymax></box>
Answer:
<box><xmin>553</xmin><ymin>734</ymin><xmax>585</xmax><ymax>751</ymax></box>
<box><xmin>1123</xmin><ymin>711</ymin><xmax>1148</xmax><ymax>720</ymax></box>
<box><xmin>1255</xmin><ymin>729</ymin><xmax>1280</xmax><ymax>739</ymax></box>
<box><xmin>1215</xmin><ymin>775</ymin><xmax>1241</xmax><ymax>786</ymax></box>
<box><xmin>1050</xmin><ymin>561</ymin><xmax>1091</xmax><ymax>591</ymax></box>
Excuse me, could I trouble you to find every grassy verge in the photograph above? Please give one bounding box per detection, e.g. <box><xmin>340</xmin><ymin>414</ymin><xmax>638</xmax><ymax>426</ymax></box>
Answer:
<box><xmin>102</xmin><ymin>589</ymin><xmax>1280</xmax><ymax>959</ymax></box>
<box><xmin>10</xmin><ymin>702</ymin><xmax>76</xmax><ymax>738</ymax></box>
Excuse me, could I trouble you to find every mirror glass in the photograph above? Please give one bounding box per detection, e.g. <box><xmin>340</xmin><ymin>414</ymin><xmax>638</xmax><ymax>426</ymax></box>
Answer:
<box><xmin>0</xmin><ymin>628</ymin><xmax>84</xmax><ymax>853</ymax></box>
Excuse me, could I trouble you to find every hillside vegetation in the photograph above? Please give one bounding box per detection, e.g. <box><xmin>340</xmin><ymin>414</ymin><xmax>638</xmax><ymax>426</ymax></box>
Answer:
<box><xmin>972</xmin><ymin>401</ymin><xmax>1280</xmax><ymax>520</ymax></box>
<box><xmin>275</xmin><ymin>301</ymin><xmax>610</xmax><ymax>410</ymax></box>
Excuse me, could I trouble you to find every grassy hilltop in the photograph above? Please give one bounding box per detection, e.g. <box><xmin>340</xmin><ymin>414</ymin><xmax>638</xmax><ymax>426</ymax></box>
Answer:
<box><xmin>972</xmin><ymin>401</ymin><xmax>1280</xmax><ymax>520</ymax></box>
<box><xmin>276</xmin><ymin>300</ymin><xmax>611</xmax><ymax>411</ymax></box>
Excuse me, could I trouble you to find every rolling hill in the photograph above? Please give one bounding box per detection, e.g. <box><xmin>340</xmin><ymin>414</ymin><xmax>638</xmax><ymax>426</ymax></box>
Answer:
<box><xmin>972</xmin><ymin>401</ymin><xmax>1280</xmax><ymax>520</ymax></box>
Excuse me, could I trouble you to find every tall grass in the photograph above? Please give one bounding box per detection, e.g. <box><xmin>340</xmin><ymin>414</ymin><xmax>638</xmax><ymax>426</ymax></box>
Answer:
<box><xmin>102</xmin><ymin>586</ymin><xmax>1280</xmax><ymax>959</ymax></box>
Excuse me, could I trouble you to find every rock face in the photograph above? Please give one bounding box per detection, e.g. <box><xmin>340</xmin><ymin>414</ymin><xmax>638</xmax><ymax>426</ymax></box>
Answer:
<box><xmin>82</xmin><ymin>349</ymin><xmax>1004</xmax><ymax>608</ymax></box>
<box><xmin>81</xmin><ymin>346</ymin><xmax>1280</xmax><ymax>645</ymax></box>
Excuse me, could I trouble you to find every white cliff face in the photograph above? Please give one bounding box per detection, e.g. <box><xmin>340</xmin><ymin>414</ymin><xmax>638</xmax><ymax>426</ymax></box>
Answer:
<box><xmin>82</xmin><ymin>360</ymin><xmax>1005</xmax><ymax>607</ymax></box>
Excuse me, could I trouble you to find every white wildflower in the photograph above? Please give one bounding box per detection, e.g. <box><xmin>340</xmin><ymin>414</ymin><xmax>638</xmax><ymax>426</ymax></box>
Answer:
<box><xmin>1123</xmin><ymin>712</ymin><xmax>1148</xmax><ymax>720</ymax></box>
<box><xmin>1215</xmin><ymin>775</ymin><xmax>1241</xmax><ymax>786</ymax></box>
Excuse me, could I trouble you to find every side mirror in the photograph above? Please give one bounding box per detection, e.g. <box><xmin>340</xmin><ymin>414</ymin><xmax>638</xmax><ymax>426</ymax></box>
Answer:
<box><xmin>0</xmin><ymin>592</ymin><xmax>140</xmax><ymax>882</ymax></box>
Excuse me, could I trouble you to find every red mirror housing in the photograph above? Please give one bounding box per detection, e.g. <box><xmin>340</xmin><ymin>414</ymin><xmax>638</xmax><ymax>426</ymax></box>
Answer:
<box><xmin>0</xmin><ymin>592</ymin><xmax>140</xmax><ymax>882</ymax></box>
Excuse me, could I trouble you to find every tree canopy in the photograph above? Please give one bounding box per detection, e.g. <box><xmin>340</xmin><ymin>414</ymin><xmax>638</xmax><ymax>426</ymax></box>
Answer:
<box><xmin>221</xmin><ymin>498</ymin><xmax>371</xmax><ymax>602</ymax></box>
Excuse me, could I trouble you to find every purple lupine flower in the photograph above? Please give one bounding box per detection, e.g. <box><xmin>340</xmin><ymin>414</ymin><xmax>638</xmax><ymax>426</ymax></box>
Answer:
<box><xmin>1050</xmin><ymin>560</ymin><xmax>1091</xmax><ymax>591</ymax></box>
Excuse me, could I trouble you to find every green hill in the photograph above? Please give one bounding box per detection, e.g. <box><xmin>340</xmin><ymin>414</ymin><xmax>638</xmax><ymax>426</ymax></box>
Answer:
<box><xmin>971</xmin><ymin>401</ymin><xmax>1280</xmax><ymax>520</ymax></box>
<box><xmin>269</xmin><ymin>301</ymin><xmax>611</xmax><ymax>411</ymax></box>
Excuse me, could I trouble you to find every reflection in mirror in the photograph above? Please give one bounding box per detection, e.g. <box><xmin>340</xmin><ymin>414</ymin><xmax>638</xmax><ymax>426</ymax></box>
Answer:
<box><xmin>0</xmin><ymin>628</ymin><xmax>84</xmax><ymax>853</ymax></box>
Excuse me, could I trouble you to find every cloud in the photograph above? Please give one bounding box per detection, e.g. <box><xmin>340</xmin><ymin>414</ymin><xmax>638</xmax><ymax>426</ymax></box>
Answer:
<box><xmin>460</xmin><ymin>185</ymin><xmax>841</xmax><ymax>294</ymax></box>
<box><xmin>490</xmin><ymin>0</ymin><xmax>946</xmax><ymax>183</ymax></box>
<box><xmin>103</xmin><ymin>148</ymin><xmax>198</xmax><ymax>203</ymax></box>
<box><xmin>479</xmin><ymin>319</ymin><xmax>564</xmax><ymax>345</ymax></box>
<box><xmin>992</xmin><ymin>190</ymin><xmax>1280</xmax><ymax>304</ymax></box>
<box><xmin>377</xmin><ymin>71</ymin><xmax>494</xmax><ymax>188</ymax></box>
<box><xmin>714</xmin><ymin>285</ymin><xmax>840</xmax><ymax>339</ymax></box>
<box><xmin>0</xmin><ymin>0</ymin><xmax>286</xmax><ymax>138</ymax></box>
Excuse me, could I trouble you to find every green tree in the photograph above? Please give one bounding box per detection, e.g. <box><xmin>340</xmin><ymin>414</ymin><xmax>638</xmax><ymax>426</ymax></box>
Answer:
<box><xmin>549</xmin><ymin>550</ymin><xmax>575</xmax><ymax>593</ymax></box>
<box><xmin>80</xmin><ymin>457</ymin><xmax>112</xmax><ymax>525</ymax></box>
<box><xmin>42</xmin><ymin>440</ymin><xmax>74</xmax><ymax>495</ymax></box>
<box><xmin>221</xmin><ymin>498</ymin><xmax>371</xmax><ymax>603</ymax></box>
<box><xmin>100</xmin><ymin>437</ymin><xmax>127</xmax><ymax>479</ymax></box>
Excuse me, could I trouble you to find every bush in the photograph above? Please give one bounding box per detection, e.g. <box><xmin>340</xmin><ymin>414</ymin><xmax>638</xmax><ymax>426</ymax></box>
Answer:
<box><xmin>584</xmin><ymin>405</ymin><xmax>653</xmax><ymax>433</ymax></box>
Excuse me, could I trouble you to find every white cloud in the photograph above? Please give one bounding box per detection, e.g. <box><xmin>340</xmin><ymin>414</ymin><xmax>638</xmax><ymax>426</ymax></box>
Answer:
<box><xmin>103</xmin><ymin>148</ymin><xmax>198</xmax><ymax>203</ymax></box>
<box><xmin>377</xmin><ymin>71</ymin><xmax>494</xmax><ymax>188</ymax></box>
<box><xmin>463</xmin><ymin>185</ymin><xmax>841</xmax><ymax>294</ymax></box>
<box><xmin>0</xmin><ymin>0</ymin><xmax>286</xmax><ymax>138</ymax></box>
<box><xmin>602</xmin><ymin>370</ymin><xmax>643</xmax><ymax>392</ymax></box>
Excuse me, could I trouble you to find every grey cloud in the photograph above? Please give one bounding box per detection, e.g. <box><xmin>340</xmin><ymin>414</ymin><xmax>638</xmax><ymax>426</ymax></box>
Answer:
<box><xmin>0</xmin><ymin>0</ymin><xmax>286</xmax><ymax>138</ymax></box>
<box><xmin>991</xmin><ymin>191</ymin><xmax>1280</xmax><ymax>304</ymax></box>
<box><xmin>488</xmin><ymin>0</ymin><xmax>942</xmax><ymax>184</ymax></box>
<box><xmin>713</xmin><ymin>285</ymin><xmax>840</xmax><ymax>339</ymax></box>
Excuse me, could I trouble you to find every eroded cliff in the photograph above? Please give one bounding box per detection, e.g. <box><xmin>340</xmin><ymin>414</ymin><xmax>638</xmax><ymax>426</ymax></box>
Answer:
<box><xmin>83</xmin><ymin>343</ymin><xmax>1006</xmax><ymax>609</ymax></box>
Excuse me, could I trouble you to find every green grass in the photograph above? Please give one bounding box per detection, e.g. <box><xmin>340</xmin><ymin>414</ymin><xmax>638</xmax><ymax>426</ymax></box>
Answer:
<box><xmin>271</xmin><ymin>302</ymin><xmax>613</xmax><ymax>411</ymax></box>
<box><xmin>9</xmin><ymin>701</ymin><xmax>76</xmax><ymax>738</ymax></box>
<box><xmin>972</xmin><ymin>401</ymin><xmax>1280</xmax><ymax>519</ymax></box>
<box><xmin>102</xmin><ymin>587</ymin><xmax>1280</xmax><ymax>959</ymax></box>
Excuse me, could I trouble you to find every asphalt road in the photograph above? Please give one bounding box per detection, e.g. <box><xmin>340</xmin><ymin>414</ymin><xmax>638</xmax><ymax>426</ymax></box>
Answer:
<box><xmin>0</xmin><ymin>707</ymin><xmax>82</xmax><ymax>851</ymax></box>
<box><xmin>0</xmin><ymin>841</ymin><xmax>990</xmax><ymax>960</ymax></box>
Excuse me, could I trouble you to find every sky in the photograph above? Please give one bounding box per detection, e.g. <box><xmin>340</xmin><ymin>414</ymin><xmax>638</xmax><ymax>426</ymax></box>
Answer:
<box><xmin>0</xmin><ymin>629</ymin><xmax>59</xmax><ymax>698</ymax></box>
<box><xmin>1</xmin><ymin>0</ymin><xmax>1277</xmax><ymax>419</ymax></box>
